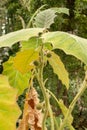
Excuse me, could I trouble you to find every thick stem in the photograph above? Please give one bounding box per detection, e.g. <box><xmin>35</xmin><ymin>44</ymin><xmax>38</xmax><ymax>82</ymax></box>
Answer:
<box><xmin>37</xmin><ymin>43</ymin><xmax>49</xmax><ymax>130</ymax></box>
<box><xmin>36</xmin><ymin>43</ymin><xmax>54</xmax><ymax>130</ymax></box>
<box><xmin>37</xmin><ymin>70</ymin><xmax>49</xmax><ymax>130</ymax></box>
<box><xmin>48</xmin><ymin>102</ymin><xmax>55</xmax><ymax>130</ymax></box>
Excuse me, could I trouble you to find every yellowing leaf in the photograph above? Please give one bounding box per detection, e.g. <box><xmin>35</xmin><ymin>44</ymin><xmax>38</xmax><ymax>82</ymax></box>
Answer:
<box><xmin>48</xmin><ymin>51</ymin><xmax>69</xmax><ymax>89</ymax></box>
<box><xmin>3</xmin><ymin>58</ymin><xmax>31</xmax><ymax>95</ymax></box>
<box><xmin>58</xmin><ymin>99</ymin><xmax>74</xmax><ymax>129</ymax></box>
<box><xmin>14</xmin><ymin>49</ymin><xmax>39</xmax><ymax>74</ymax></box>
<box><xmin>0</xmin><ymin>75</ymin><xmax>21</xmax><ymax>130</ymax></box>
<box><xmin>58</xmin><ymin>99</ymin><xmax>73</xmax><ymax>124</ymax></box>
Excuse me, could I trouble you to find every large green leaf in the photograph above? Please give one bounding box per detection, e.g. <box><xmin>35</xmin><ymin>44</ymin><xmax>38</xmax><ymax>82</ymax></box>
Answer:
<box><xmin>42</xmin><ymin>31</ymin><xmax>87</xmax><ymax>65</ymax></box>
<box><xmin>14</xmin><ymin>49</ymin><xmax>39</xmax><ymax>74</ymax></box>
<box><xmin>34</xmin><ymin>7</ymin><xmax>69</xmax><ymax>28</ymax></box>
<box><xmin>48</xmin><ymin>51</ymin><xmax>69</xmax><ymax>89</ymax></box>
<box><xmin>3</xmin><ymin>58</ymin><xmax>31</xmax><ymax>95</ymax></box>
<box><xmin>0</xmin><ymin>28</ymin><xmax>44</xmax><ymax>47</ymax></box>
<box><xmin>0</xmin><ymin>75</ymin><xmax>21</xmax><ymax>130</ymax></box>
<box><xmin>34</xmin><ymin>9</ymin><xmax>57</xmax><ymax>28</ymax></box>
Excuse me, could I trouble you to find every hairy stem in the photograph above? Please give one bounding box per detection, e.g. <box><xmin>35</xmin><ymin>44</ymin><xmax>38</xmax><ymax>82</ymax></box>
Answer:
<box><xmin>37</xmin><ymin>71</ymin><xmax>49</xmax><ymax>130</ymax></box>
<box><xmin>36</xmin><ymin>43</ymin><xmax>54</xmax><ymax>130</ymax></box>
<box><xmin>48</xmin><ymin>101</ymin><xmax>55</xmax><ymax>130</ymax></box>
<box><xmin>46</xmin><ymin>89</ymin><xmax>59</xmax><ymax>106</ymax></box>
<box><xmin>59</xmin><ymin>71</ymin><xmax>87</xmax><ymax>130</ymax></box>
<box><xmin>36</xmin><ymin>44</ymin><xmax>48</xmax><ymax>130</ymax></box>
<box><xmin>47</xmin><ymin>71</ymin><xmax>87</xmax><ymax>130</ymax></box>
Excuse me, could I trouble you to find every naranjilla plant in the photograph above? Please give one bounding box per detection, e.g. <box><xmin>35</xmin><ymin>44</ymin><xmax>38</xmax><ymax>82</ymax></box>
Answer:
<box><xmin>0</xmin><ymin>28</ymin><xmax>87</xmax><ymax>130</ymax></box>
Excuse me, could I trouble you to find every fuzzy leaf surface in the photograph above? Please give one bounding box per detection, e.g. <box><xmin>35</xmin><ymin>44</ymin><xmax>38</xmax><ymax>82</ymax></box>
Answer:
<box><xmin>34</xmin><ymin>9</ymin><xmax>57</xmax><ymax>28</ymax></box>
<box><xmin>0</xmin><ymin>28</ymin><xmax>43</xmax><ymax>47</ymax></box>
<box><xmin>0</xmin><ymin>75</ymin><xmax>21</xmax><ymax>130</ymax></box>
<box><xmin>51</xmin><ymin>7</ymin><xmax>69</xmax><ymax>15</ymax></box>
<box><xmin>42</xmin><ymin>31</ymin><xmax>87</xmax><ymax>65</ymax></box>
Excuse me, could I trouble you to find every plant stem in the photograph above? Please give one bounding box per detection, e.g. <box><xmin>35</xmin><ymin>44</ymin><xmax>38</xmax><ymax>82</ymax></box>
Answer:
<box><xmin>47</xmin><ymin>71</ymin><xmax>87</xmax><ymax>130</ymax></box>
<box><xmin>37</xmin><ymin>70</ymin><xmax>49</xmax><ymax>130</ymax></box>
<box><xmin>36</xmin><ymin>43</ymin><xmax>54</xmax><ymax>130</ymax></box>
<box><xmin>27</xmin><ymin>4</ymin><xmax>47</xmax><ymax>28</ymax></box>
<box><xmin>59</xmin><ymin>71</ymin><xmax>87</xmax><ymax>130</ymax></box>
<box><xmin>36</xmin><ymin>43</ymin><xmax>48</xmax><ymax>130</ymax></box>
<box><xmin>46</xmin><ymin>89</ymin><xmax>59</xmax><ymax>107</ymax></box>
<box><xmin>54</xmin><ymin>117</ymin><xmax>60</xmax><ymax>129</ymax></box>
<box><xmin>48</xmin><ymin>102</ymin><xmax>55</xmax><ymax>130</ymax></box>
<box><xmin>69</xmin><ymin>71</ymin><xmax>87</xmax><ymax>112</ymax></box>
<box><xmin>18</xmin><ymin>15</ymin><xmax>26</xmax><ymax>29</ymax></box>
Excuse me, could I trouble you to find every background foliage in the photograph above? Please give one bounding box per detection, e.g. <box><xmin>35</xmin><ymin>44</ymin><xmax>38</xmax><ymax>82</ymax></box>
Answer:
<box><xmin>0</xmin><ymin>0</ymin><xmax>87</xmax><ymax>129</ymax></box>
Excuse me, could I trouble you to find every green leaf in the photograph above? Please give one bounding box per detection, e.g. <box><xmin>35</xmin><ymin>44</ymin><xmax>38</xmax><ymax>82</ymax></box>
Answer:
<box><xmin>0</xmin><ymin>28</ymin><xmax>44</xmax><ymax>47</ymax></box>
<box><xmin>34</xmin><ymin>9</ymin><xmax>57</xmax><ymax>28</ymax></box>
<box><xmin>51</xmin><ymin>7</ymin><xmax>69</xmax><ymax>15</ymax></box>
<box><xmin>27</xmin><ymin>4</ymin><xmax>47</xmax><ymax>28</ymax></box>
<box><xmin>58</xmin><ymin>99</ymin><xmax>74</xmax><ymax>129</ymax></box>
<box><xmin>3</xmin><ymin>58</ymin><xmax>31</xmax><ymax>95</ymax></box>
<box><xmin>21</xmin><ymin>37</ymin><xmax>42</xmax><ymax>50</ymax></box>
<box><xmin>54</xmin><ymin>116</ymin><xmax>61</xmax><ymax>129</ymax></box>
<box><xmin>21</xmin><ymin>37</ymin><xmax>52</xmax><ymax>50</ymax></box>
<box><xmin>14</xmin><ymin>49</ymin><xmax>39</xmax><ymax>74</ymax></box>
<box><xmin>46</xmin><ymin>89</ymin><xmax>74</xmax><ymax>129</ymax></box>
<box><xmin>0</xmin><ymin>75</ymin><xmax>21</xmax><ymax>130</ymax></box>
<box><xmin>34</xmin><ymin>7</ymin><xmax>69</xmax><ymax>28</ymax></box>
<box><xmin>67</xmin><ymin>125</ymin><xmax>75</xmax><ymax>130</ymax></box>
<box><xmin>48</xmin><ymin>51</ymin><xmax>69</xmax><ymax>89</ymax></box>
<box><xmin>58</xmin><ymin>100</ymin><xmax>73</xmax><ymax>123</ymax></box>
<box><xmin>42</xmin><ymin>31</ymin><xmax>87</xmax><ymax>65</ymax></box>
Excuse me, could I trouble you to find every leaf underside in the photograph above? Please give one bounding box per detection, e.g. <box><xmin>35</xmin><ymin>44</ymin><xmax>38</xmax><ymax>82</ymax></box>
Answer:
<box><xmin>34</xmin><ymin>9</ymin><xmax>57</xmax><ymax>28</ymax></box>
<box><xmin>42</xmin><ymin>31</ymin><xmax>87</xmax><ymax>65</ymax></box>
<box><xmin>51</xmin><ymin>7</ymin><xmax>69</xmax><ymax>15</ymax></box>
<box><xmin>0</xmin><ymin>28</ymin><xmax>44</xmax><ymax>47</ymax></box>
